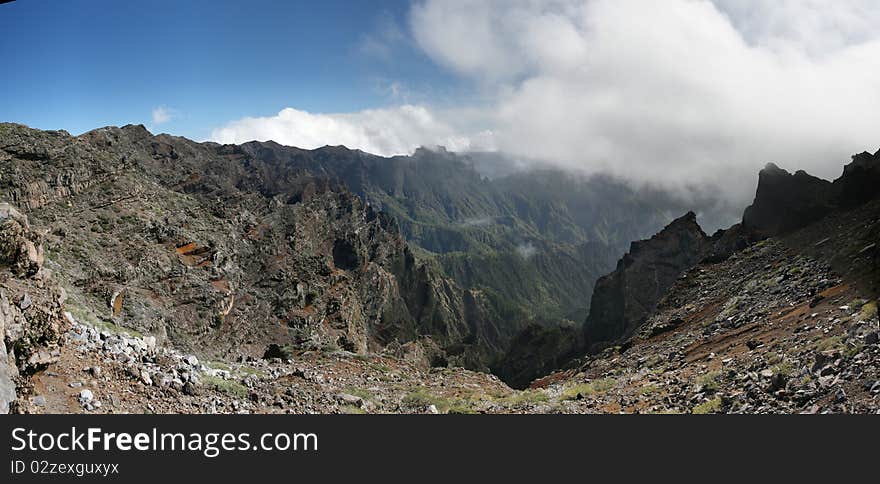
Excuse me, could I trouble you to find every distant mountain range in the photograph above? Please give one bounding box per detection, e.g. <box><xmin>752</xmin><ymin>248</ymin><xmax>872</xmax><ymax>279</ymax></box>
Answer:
<box><xmin>1</xmin><ymin>122</ymin><xmax>878</xmax><ymax>414</ymax></box>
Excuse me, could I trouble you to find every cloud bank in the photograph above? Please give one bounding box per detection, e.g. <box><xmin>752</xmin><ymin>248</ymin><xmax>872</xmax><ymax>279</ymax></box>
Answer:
<box><xmin>211</xmin><ymin>0</ymin><xmax>880</xmax><ymax>204</ymax></box>
<box><xmin>211</xmin><ymin>105</ymin><xmax>494</xmax><ymax>155</ymax></box>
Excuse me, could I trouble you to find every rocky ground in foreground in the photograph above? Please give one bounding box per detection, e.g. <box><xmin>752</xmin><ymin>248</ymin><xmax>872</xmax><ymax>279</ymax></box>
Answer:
<box><xmin>13</xmin><ymin>236</ymin><xmax>877</xmax><ymax>414</ymax></box>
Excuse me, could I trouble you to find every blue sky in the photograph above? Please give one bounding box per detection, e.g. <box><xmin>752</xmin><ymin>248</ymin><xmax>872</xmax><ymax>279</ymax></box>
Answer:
<box><xmin>2</xmin><ymin>0</ymin><xmax>878</xmax><ymax>204</ymax></box>
<box><xmin>0</xmin><ymin>0</ymin><xmax>460</xmax><ymax>139</ymax></box>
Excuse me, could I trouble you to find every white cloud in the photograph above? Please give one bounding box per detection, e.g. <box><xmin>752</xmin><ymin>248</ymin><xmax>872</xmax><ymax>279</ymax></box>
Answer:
<box><xmin>408</xmin><ymin>0</ymin><xmax>880</xmax><ymax>203</ymax></box>
<box><xmin>210</xmin><ymin>105</ymin><xmax>495</xmax><ymax>156</ymax></box>
<box><xmin>211</xmin><ymin>0</ymin><xmax>880</xmax><ymax>207</ymax></box>
<box><xmin>151</xmin><ymin>105</ymin><xmax>175</xmax><ymax>125</ymax></box>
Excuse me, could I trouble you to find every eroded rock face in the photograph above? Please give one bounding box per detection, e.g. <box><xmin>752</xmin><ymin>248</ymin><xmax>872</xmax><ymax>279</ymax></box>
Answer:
<box><xmin>742</xmin><ymin>163</ymin><xmax>835</xmax><ymax>237</ymax></box>
<box><xmin>834</xmin><ymin>150</ymin><xmax>880</xmax><ymax>208</ymax></box>
<box><xmin>0</xmin><ymin>202</ymin><xmax>68</xmax><ymax>413</ymax></box>
<box><xmin>743</xmin><ymin>152</ymin><xmax>880</xmax><ymax>238</ymax></box>
<box><xmin>0</xmin><ymin>123</ymin><xmax>504</xmax><ymax>374</ymax></box>
<box><xmin>0</xmin><ymin>203</ymin><xmax>43</xmax><ymax>277</ymax></box>
<box><xmin>583</xmin><ymin>212</ymin><xmax>712</xmax><ymax>348</ymax></box>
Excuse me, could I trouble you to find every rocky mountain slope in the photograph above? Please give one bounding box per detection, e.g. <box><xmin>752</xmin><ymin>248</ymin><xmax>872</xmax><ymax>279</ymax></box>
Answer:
<box><xmin>1</xmin><ymin>121</ymin><xmax>877</xmax><ymax>414</ymax></box>
<box><xmin>0</xmin><ymin>124</ymin><xmax>493</xmax><ymax>371</ymax></box>
<box><xmin>227</xmin><ymin>140</ymin><xmax>718</xmax><ymax>339</ymax></box>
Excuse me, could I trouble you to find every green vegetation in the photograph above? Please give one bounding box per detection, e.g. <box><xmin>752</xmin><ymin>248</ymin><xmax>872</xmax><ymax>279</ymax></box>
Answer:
<box><xmin>206</xmin><ymin>360</ymin><xmax>232</xmax><ymax>372</ymax></box>
<box><xmin>339</xmin><ymin>405</ymin><xmax>366</xmax><ymax>415</ymax></box>
<box><xmin>366</xmin><ymin>362</ymin><xmax>391</xmax><ymax>374</ymax></box>
<box><xmin>640</xmin><ymin>384</ymin><xmax>660</xmax><ymax>396</ymax></box>
<box><xmin>446</xmin><ymin>402</ymin><xmax>481</xmax><ymax>414</ymax></box>
<box><xmin>66</xmin><ymin>299</ymin><xmax>145</xmax><ymax>338</ymax></box>
<box><xmin>696</xmin><ymin>370</ymin><xmax>722</xmax><ymax>392</ymax></box>
<box><xmin>403</xmin><ymin>389</ymin><xmax>451</xmax><ymax>413</ymax></box>
<box><xmin>770</xmin><ymin>360</ymin><xmax>796</xmax><ymax>377</ymax></box>
<box><xmin>811</xmin><ymin>335</ymin><xmax>845</xmax><ymax>352</ymax></box>
<box><xmin>561</xmin><ymin>378</ymin><xmax>617</xmax><ymax>400</ymax></box>
<box><xmin>856</xmin><ymin>301</ymin><xmax>877</xmax><ymax>321</ymax></box>
<box><xmin>843</xmin><ymin>343</ymin><xmax>864</xmax><ymax>360</ymax></box>
<box><xmin>495</xmin><ymin>389</ymin><xmax>550</xmax><ymax>406</ymax></box>
<box><xmin>205</xmin><ymin>360</ymin><xmax>266</xmax><ymax>379</ymax></box>
<box><xmin>235</xmin><ymin>365</ymin><xmax>266</xmax><ymax>378</ymax></box>
<box><xmin>344</xmin><ymin>387</ymin><xmax>374</xmax><ymax>402</ymax></box>
<box><xmin>810</xmin><ymin>334</ymin><xmax>863</xmax><ymax>359</ymax></box>
<box><xmin>692</xmin><ymin>397</ymin><xmax>723</xmax><ymax>414</ymax></box>
<box><xmin>201</xmin><ymin>375</ymin><xmax>249</xmax><ymax>399</ymax></box>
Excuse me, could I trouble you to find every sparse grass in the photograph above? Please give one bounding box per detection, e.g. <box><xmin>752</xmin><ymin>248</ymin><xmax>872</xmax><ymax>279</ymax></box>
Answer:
<box><xmin>696</xmin><ymin>370</ymin><xmax>722</xmax><ymax>392</ymax></box>
<box><xmin>93</xmin><ymin>320</ymin><xmax>144</xmax><ymax>338</ymax></box>
<box><xmin>766</xmin><ymin>352</ymin><xmax>783</xmax><ymax>366</ymax></box>
<box><xmin>809</xmin><ymin>334</ymin><xmax>863</xmax><ymax>359</ymax></box>
<box><xmin>345</xmin><ymin>387</ymin><xmax>374</xmax><ymax>402</ymax></box>
<box><xmin>206</xmin><ymin>360</ymin><xmax>266</xmax><ymax>378</ymax></box>
<box><xmin>770</xmin><ymin>361</ymin><xmax>795</xmax><ymax>377</ymax></box>
<box><xmin>206</xmin><ymin>360</ymin><xmax>232</xmax><ymax>372</ymax></box>
<box><xmin>561</xmin><ymin>378</ymin><xmax>617</xmax><ymax>401</ymax></box>
<box><xmin>843</xmin><ymin>343</ymin><xmax>864</xmax><ymax>360</ymax></box>
<box><xmin>446</xmin><ymin>402</ymin><xmax>480</xmax><ymax>414</ymax></box>
<box><xmin>856</xmin><ymin>301</ymin><xmax>877</xmax><ymax>321</ymax></box>
<box><xmin>648</xmin><ymin>408</ymin><xmax>683</xmax><ymax>415</ymax></box>
<box><xmin>235</xmin><ymin>366</ymin><xmax>266</xmax><ymax>378</ymax></box>
<box><xmin>496</xmin><ymin>389</ymin><xmax>550</xmax><ymax>406</ymax></box>
<box><xmin>848</xmin><ymin>299</ymin><xmax>867</xmax><ymax>311</ymax></box>
<box><xmin>718</xmin><ymin>296</ymin><xmax>743</xmax><ymax>320</ymax></box>
<box><xmin>201</xmin><ymin>375</ymin><xmax>249</xmax><ymax>399</ymax></box>
<box><xmin>403</xmin><ymin>389</ymin><xmax>451</xmax><ymax>413</ymax></box>
<box><xmin>811</xmin><ymin>335</ymin><xmax>845</xmax><ymax>352</ymax></box>
<box><xmin>66</xmin><ymin>299</ymin><xmax>144</xmax><ymax>338</ymax></box>
<box><xmin>692</xmin><ymin>397</ymin><xmax>723</xmax><ymax>414</ymax></box>
<box><xmin>640</xmin><ymin>384</ymin><xmax>660</xmax><ymax>396</ymax></box>
<box><xmin>339</xmin><ymin>405</ymin><xmax>366</xmax><ymax>415</ymax></box>
<box><xmin>644</xmin><ymin>355</ymin><xmax>665</xmax><ymax>369</ymax></box>
<box><xmin>319</xmin><ymin>343</ymin><xmax>341</xmax><ymax>354</ymax></box>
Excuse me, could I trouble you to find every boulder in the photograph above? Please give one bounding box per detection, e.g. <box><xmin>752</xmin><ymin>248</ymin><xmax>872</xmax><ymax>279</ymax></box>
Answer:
<box><xmin>0</xmin><ymin>204</ymin><xmax>44</xmax><ymax>277</ymax></box>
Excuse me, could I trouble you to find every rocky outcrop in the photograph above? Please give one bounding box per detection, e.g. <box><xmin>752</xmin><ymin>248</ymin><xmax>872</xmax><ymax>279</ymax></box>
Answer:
<box><xmin>743</xmin><ymin>151</ymin><xmax>880</xmax><ymax>237</ymax></box>
<box><xmin>834</xmin><ymin>150</ymin><xmax>880</xmax><ymax>208</ymax></box>
<box><xmin>580</xmin><ymin>149</ymin><xmax>880</xmax><ymax>358</ymax></box>
<box><xmin>583</xmin><ymin>212</ymin><xmax>712</xmax><ymax>348</ymax></box>
<box><xmin>0</xmin><ymin>203</ymin><xmax>43</xmax><ymax>277</ymax></box>
<box><xmin>742</xmin><ymin>163</ymin><xmax>835</xmax><ymax>237</ymax></box>
<box><xmin>0</xmin><ymin>203</ymin><xmax>68</xmax><ymax>413</ymax></box>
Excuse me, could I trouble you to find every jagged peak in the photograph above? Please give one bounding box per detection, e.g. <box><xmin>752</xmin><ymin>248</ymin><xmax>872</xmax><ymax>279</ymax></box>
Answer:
<box><xmin>761</xmin><ymin>162</ymin><xmax>787</xmax><ymax>175</ymax></box>
<box><xmin>662</xmin><ymin>211</ymin><xmax>704</xmax><ymax>235</ymax></box>
<box><xmin>121</xmin><ymin>123</ymin><xmax>152</xmax><ymax>135</ymax></box>
<box><xmin>0</xmin><ymin>122</ymin><xmax>71</xmax><ymax>139</ymax></box>
<box><xmin>847</xmin><ymin>150</ymin><xmax>879</xmax><ymax>169</ymax></box>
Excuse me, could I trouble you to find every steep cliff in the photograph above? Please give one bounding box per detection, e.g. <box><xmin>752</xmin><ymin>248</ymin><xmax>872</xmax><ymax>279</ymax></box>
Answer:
<box><xmin>0</xmin><ymin>123</ymin><xmax>501</xmax><ymax>372</ymax></box>
<box><xmin>0</xmin><ymin>203</ymin><xmax>68</xmax><ymax>413</ymax></box>
<box><xmin>583</xmin><ymin>212</ymin><xmax>713</xmax><ymax>348</ymax></box>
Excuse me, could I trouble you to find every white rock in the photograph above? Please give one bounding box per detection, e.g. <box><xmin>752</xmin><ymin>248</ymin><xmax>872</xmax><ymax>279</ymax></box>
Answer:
<box><xmin>140</xmin><ymin>370</ymin><xmax>153</xmax><ymax>386</ymax></box>
<box><xmin>79</xmin><ymin>389</ymin><xmax>94</xmax><ymax>404</ymax></box>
